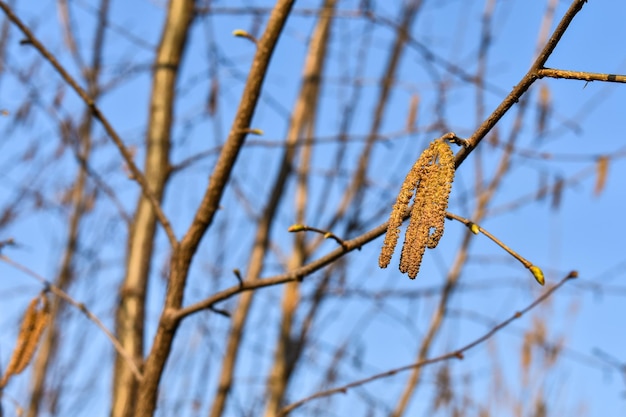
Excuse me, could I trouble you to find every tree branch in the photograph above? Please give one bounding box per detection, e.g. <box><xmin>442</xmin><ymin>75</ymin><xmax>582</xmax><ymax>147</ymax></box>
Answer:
<box><xmin>279</xmin><ymin>271</ymin><xmax>578</xmax><ymax>415</ymax></box>
<box><xmin>537</xmin><ymin>67</ymin><xmax>626</xmax><ymax>83</ymax></box>
<box><xmin>172</xmin><ymin>222</ymin><xmax>386</xmax><ymax>321</ymax></box>
<box><xmin>0</xmin><ymin>1</ymin><xmax>177</xmax><ymax>247</ymax></box>
<box><xmin>454</xmin><ymin>0</ymin><xmax>589</xmax><ymax>168</ymax></box>
<box><xmin>0</xmin><ymin>254</ymin><xmax>143</xmax><ymax>381</ymax></box>
<box><xmin>135</xmin><ymin>2</ymin><xmax>296</xmax><ymax>416</ymax></box>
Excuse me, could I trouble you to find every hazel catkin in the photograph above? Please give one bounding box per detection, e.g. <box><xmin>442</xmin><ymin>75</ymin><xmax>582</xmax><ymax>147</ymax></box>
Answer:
<box><xmin>379</xmin><ymin>139</ymin><xmax>455</xmax><ymax>279</ymax></box>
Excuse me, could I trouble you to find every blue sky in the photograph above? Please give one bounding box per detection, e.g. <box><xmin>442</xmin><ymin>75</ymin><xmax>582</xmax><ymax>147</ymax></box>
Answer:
<box><xmin>1</xmin><ymin>1</ymin><xmax>626</xmax><ymax>416</ymax></box>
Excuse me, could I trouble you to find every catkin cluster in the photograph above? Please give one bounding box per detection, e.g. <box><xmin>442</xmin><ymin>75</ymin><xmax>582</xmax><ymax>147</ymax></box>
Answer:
<box><xmin>379</xmin><ymin>139</ymin><xmax>455</xmax><ymax>279</ymax></box>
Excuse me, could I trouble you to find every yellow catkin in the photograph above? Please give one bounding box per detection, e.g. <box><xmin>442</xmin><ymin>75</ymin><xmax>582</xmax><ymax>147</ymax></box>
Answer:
<box><xmin>399</xmin><ymin>163</ymin><xmax>432</xmax><ymax>277</ymax></box>
<box><xmin>379</xmin><ymin>139</ymin><xmax>455</xmax><ymax>279</ymax></box>
<box><xmin>378</xmin><ymin>155</ymin><xmax>423</xmax><ymax>269</ymax></box>
<box><xmin>0</xmin><ymin>294</ymin><xmax>50</xmax><ymax>388</ymax></box>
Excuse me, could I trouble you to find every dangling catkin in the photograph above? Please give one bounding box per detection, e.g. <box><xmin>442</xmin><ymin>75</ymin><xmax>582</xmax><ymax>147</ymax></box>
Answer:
<box><xmin>0</xmin><ymin>294</ymin><xmax>50</xmax><ymax>388</ymax></box>
<box><xmin>379</xmin><ymin>139</ymin><xmax>455</xmax><ymax>279</ymax></box>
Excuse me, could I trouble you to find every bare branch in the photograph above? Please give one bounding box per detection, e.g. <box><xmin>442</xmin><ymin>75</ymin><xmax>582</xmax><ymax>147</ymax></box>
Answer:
<box><xmin>454</xmin><ymin>0</ymin><xmax>589</xmax><ymax>168</ymax></box>
<box><xmin>0</xmin><ymin>1</ymin><xmax>177</xmax><ymax>247</ymax></box>
<box><xmin>172</xmin><ymin>222</ymin><xmax>387</xmax><ymax>321</ymax></box>
<box><xmin>136</xmin><ymin>2</ymin><xmax>297</xmax><ymax>417</ymax></box>
<box><xmin>537</xmin><ymin>67</ymin><xmax>626</xmax><ymax>83</ymax></box>
<box><xmin>0</xmin><ymin>254</ymin><xmax>143</xmax><ymax>381</ymax></box>
<box><xmin>280</xmin><ymin>272</ymin><xmax>578</xmax><ymax>415</ymax></box>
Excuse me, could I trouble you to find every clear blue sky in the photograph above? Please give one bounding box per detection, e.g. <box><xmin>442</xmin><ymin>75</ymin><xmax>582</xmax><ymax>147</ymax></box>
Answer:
<box><xmin>1</xmin><ymin>1</ymin><xmax>626</xmax><ymax>416</ymax></box>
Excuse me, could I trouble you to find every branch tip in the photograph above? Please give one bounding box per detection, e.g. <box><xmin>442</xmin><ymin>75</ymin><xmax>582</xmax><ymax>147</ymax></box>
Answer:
<box><xmin>209</xmin><ymin>305</ymin><xmax>231</xmax><ymax>318</ymax></box>
<box><xmin>288</xmin><ymin>224</ymin><xmax>305</xmax><ymax>232</ymax></box>
<box><xmin>529</xmin><ymin>265</ymin><xmax>545</xmax><ymax>286</ymax></box>
<box><xmin>233</xmin><ymin>268</ymin><xmax>244</xmax><ymax>288</ymax></box>
<box><xmin>232</xmin><ymin>29</ymin><xmax>258</xmax><ymax>44</ymax></box>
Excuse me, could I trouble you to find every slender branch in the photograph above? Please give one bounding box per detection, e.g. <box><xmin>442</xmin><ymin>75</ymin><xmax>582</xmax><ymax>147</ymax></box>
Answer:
<box><xmin>0</xmin><ymin>254</ymin><xmax>143</xmax><ymax>381</ymax></box>
<box><xmin>0</xmin><ymin>1</ymin><xmax>177</xmax><ymax>247</ymax></box>
<box><xmin>446</xmin><ymin>212</ymin><xmax>532</xmax><ymax>267</ymax></box>
<box><xmin>445</xmin><ymin>212</ymin><xmax>545</xmax><ymax>285</ymax></box>
<box><xmin>288</xmin><ymin>224</ymin><xmax>348</xmax><ymax>249</ymax></box>
<box><xmin>196</xmin><ymin>6</ymin><xmax>364</xmax><ymax>18</ymax></box>
<box><xmin>279</xmin><ymin>271</ymin><xmax>578</xmax><ymax>415</ymax></box>
<box><xmin>537</xmin><ymin>67</ymin><xmax>626</xmax><ymax>83</ymax></box>
<box><xmin>454</xmin><ymin>0</ymin><xmax>589</xmax><ymax>168</ymax></box>
<box><xmin>136</xmin><ymin>3</ymin><xmax>297</xmax><ymax>417</ymax></box>
<box><xmin>171</xmin><ymin>221</ymin><xmax>386</xmax><ymax>321</ymax></box>
<box><xmin>0</xmin><ymin>238</ymin><xmax>15</xmax><ymax>251</ymax></box>
<box><xmin>170</xmin><ymin>131</ymin><xmax>397</xmax><ymax>173</ymax></box>
<box><xmin>178</xmin><ymin>0</ymin><xmax>296</xmax><ymax>259</ymax></box>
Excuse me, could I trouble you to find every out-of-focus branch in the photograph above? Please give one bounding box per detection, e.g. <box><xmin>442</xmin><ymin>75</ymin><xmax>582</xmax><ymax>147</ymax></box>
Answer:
<box><xmin>136</xmin><ymin>2</ymin><xmax>296</xmax><ymax>417</ymax></box>
<box><xmin>0</xmin><ymin>1</ymin><xmax>177</xmax><ymax>247</ymax></box>
<box><xmin>112</xmin><ymin>0</ymin><xmax>195</xmax><ymax>416</ymax></box>
<box><xmin>0</xmin><ymin>254</ymin><xmax>142</xmax><ymax>380</ymax></box>
<box><xmin>208</xmin><ymin>3</ymin><xmax>329</xmax><ymax>415</ymax></box>
<box><xmin>279</xmin><ymin>272</ymin><xmax>578</xmax><ymax>415</ymax></box>
<box><xmin>319</xmin><ymin>0</ymin><xmax>423</xmax><ymax>236</ymax></box>
<box><xmin>263</xmin><ymin>2</ymin><xmax>334</xmax><ymax>413</ymax></box>
<box><xmin>27</xmin><ymin>3</ymin><xmax>110</xmax><ymax>415</ymax></box>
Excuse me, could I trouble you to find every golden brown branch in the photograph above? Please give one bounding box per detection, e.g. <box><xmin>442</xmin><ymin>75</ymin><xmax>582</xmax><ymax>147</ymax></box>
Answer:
<box><xmin>280</xmin><ymin>271</ymin><xmax>577</xmax><ymax>415</ymax></box>
<box><xmin>0</xmin><ymin>1</ymin><xmax>177</xmax><ymax>247</ymax></box>
<box><xmin>288</xmin><ymin>224</ymin><xmax>348</xmax><ymax>250</ymax></box>
<box><xmin>537</xmin><ymin>67</ymin><xmax>626</xmax><ymax>83</ymax></box>
<box><xmin>445</xmin><ymin>212</ymin><xmax>545</xmax><ymax>285</ymax></box>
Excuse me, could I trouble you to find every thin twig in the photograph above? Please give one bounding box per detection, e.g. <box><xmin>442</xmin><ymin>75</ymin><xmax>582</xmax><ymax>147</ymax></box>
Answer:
<box><xmin>172</xmin><ymin>221</ymin><xmax>388</xmax><ymax>321</ymax></box>
<box><xmin>0</xmin><ymin>1</ymin><xmax>177</xmax><ymax>247</ymax></box>
<box><xmin>0</xmin><ymin>238</ymin><xmax>15</xmax><ymax>252</ymax></box>
<box><xmin>279</xmin><ymin>271</ymin><xmax>578</xmax><ymax>415</ymax></box>
<box><xmin>208</xmin><ymin>305</ymin><xmax>230</xmax><ymax>318</ymax></box>
<box><xmin>288</xmin><ymin>224</ymin><xmax>348</xmax><ymax>250</ymax></box>
<box><xmin>445</xmin><ymin>212</ymin><xmax>545</xmax><ymax>285</ymax></box>
<box><xmin>454</xmin><ymin>0</ymin><xmax>589</xmax><ymax>168</ymax></box>
<box><xmin>538</xmin><ymin>67</ymin><xmax>626</xmax><ymax>83</ymax></box>
<box><xmin>233</xmin><ymin>269</ymin><xmax>244</xmax><ymax>289</ymax></box>
<box><xmin>0</xmin><ymin>254</ymin><xmax>143</xmax><ymax>381</ymax></box>
<box><xmin>196</xmin><ymin>6</ymin><xmax>364</xmax><ymax>18</ymax></box>
<box><xmin>136</xmin><ymin>2</ymin><xmax>297</xmax><ymax>416</ymax></box>
<box><xmin>170</xmin><ymin>131</ymin><xmax>396</xmax><ymax>173</ymax></box>
<box><xmin>446</xmin><ymin>212</ymin><xmax>532</xmax><ymax>267</ymax></box>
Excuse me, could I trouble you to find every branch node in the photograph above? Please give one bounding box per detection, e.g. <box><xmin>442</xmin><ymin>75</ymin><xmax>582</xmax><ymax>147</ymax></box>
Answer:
<box><xmin>209</xmin><ymin>305</ymin><xmax>231</xmax><ymax>318</ymax></box>
<box><xmin>233</xmin><ymin>268</ymin><xmax>244</xmax><ymax>289</ymax></box>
